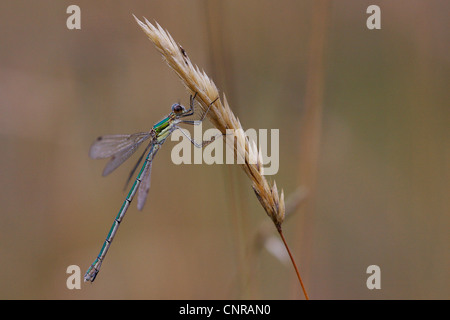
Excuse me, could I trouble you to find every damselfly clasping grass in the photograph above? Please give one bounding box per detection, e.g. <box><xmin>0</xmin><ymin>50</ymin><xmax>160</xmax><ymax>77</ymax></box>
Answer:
<box><xmin>85</xmin><ymin>15</ymin><xmax>308</xmax><ymax>300</ymax></box>
<box><xmin>84</xmin><ymin>93</ymin><xmax>218</xmax><ymax>282</ymax></box>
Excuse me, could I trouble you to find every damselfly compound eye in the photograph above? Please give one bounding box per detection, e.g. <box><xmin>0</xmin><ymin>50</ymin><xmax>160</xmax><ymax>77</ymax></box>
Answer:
<box><xmin>172</xmin><ymin>104</ymin><xmax>185</xmax><ymax>114</ymax></box>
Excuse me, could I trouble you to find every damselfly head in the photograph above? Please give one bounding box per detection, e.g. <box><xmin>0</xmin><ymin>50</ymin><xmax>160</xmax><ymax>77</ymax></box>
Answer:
<box><xmin>171</xmin><ymin>103</ymin><xmax>186</xmax><ymax>115</ymax></box>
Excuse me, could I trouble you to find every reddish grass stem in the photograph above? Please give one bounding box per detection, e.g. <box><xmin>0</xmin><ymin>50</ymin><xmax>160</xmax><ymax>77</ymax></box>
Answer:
<box><xmin>278</xmin><ymin>228</ymin><xmax>309</xmax><ymax>300</ymax></box>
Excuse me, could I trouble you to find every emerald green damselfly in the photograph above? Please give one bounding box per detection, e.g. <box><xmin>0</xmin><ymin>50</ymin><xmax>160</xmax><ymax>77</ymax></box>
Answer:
<box><xmin>84</xmin><ymin>93</ymin><xmax>218</xmax><ymax>282</ymax></box>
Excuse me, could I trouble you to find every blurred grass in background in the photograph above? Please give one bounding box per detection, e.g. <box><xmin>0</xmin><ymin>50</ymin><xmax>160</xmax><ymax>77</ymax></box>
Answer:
<box><xmin>0</xmin><ymin>0</ymin><xmax>448</xmax><ymax>299</ymax></box>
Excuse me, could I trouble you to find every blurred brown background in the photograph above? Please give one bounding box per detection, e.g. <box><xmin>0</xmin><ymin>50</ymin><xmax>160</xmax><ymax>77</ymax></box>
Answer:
<box><xmin>0</xmin><ymin>0</ymin><xmax>448</xmax><ymax>299</ymax></box>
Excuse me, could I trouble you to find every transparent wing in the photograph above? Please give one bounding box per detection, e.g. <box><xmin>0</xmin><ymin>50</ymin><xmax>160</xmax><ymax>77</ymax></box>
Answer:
<box><xmin>89</xmin><ymin>133</ymin><xmax>152</xmax><ymax>176</ymax></box>
<box><xmin>123</xmin><ymin>142</ymin><xmax>153</xmax><ymax>191</ymax></box>
<box><xmin>137</xmin><ymin>145</ymin><xmax>161</xmax><ymax>211</ymax></box>
<box><xmin>89</xmin><ymin>133</ymin><xmax>150</xmax><ymax>159</ymax></box>
<box><xmin>137</xmin><ymin>160</ymin><xmax>152</xmax><ymax>211</ymax></box>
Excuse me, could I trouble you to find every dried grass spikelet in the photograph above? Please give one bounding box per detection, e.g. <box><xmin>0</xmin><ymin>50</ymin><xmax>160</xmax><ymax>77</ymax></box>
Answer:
<box><xmin>133</xmin><ymin>16</ymin><xmax>285</xmax><ymax>229</ymax></box>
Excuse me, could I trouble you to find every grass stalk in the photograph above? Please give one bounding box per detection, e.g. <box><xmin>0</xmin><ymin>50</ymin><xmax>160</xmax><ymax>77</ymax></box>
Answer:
<box><xmin>133</xmin><ymin>15</ymin><xmax>308</xmax><ymax>299</ymax></box>
<box><xmin>278</xmin><ymin>229</ymin><xmax>309</xmax><ymax>300</ymax></box>
<box><xmin>294</xmin><ymin>0</ymin><xmax>330</xmax><ymax>297</ymax></box>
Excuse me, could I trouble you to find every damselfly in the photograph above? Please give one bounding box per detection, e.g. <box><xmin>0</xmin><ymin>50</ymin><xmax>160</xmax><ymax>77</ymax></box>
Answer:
<box><xmin>84</xmin><ymin>93</ymin><xmax>219</xmax><ymax>282</ymax></box>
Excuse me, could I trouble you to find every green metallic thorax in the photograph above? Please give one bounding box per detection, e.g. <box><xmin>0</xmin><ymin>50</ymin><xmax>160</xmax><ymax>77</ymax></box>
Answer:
<box><xmin>153</xmin><ymin>113</ymin><xmax>176</xmax><ymax>143</ymax></box>
<box><xmin>152</xmin><ymin>114</ymin><xmax>173</xmax><ymax>134</ymax></box>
